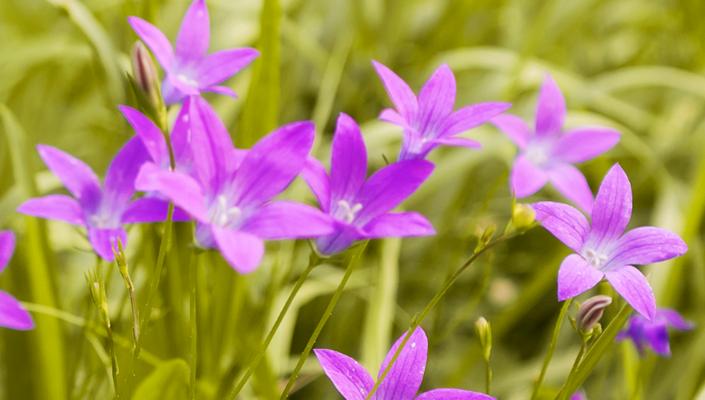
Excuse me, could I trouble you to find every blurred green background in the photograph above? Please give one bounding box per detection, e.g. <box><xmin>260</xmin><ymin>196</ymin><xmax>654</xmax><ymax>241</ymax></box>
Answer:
<box><xmin>1</xmin><ymin>0</ymin><xmax>705</xmax><ymax>399</ymax></box>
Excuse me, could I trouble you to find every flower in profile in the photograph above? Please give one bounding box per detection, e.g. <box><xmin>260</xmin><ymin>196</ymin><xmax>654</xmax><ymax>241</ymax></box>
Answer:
<box><xmin>532</xmin><ymin>164</ymin><xmax>687</xmax><ymax>319</ymax></box>
<box><xmin>0</xmin><ymin>231</ymin><xmax>34</xmax><ymax>330</ymax></box>
<box><xmin>618</xmin><ymin>308</ymin><xmax>694</xmax><ymax>356</ymax></box>
<box><xmin>18</xmin><ymin>139</ymin><xmax>171</xmax><ymax>261</ymax></box>
<box><xmin>314</xmin><ymin>327</ymin><xmax>494</xmax><ymax>400</ymax></box>
<box><xmin>128</xmin><ymin>0</ymin><xmax>259</xmax><ymax>104</ymax></box>
<box><xmin>302</xmin><ymin>113</ymin><xmax>435</xmax><ymax>255</ymax></box>
<box><xmin>144</xmin><ymin>97</ymin><xmax>333</xmax><ymax>273</ymax></box>
<box><xmin>372</xmin><ymin>61</ymin><xmax>510</xmax><ymax>161</ymax></box>
<box><xmin>492</xmin><ymin>75</ymin><xmax>620</xmax><ymax>212</ymax></box>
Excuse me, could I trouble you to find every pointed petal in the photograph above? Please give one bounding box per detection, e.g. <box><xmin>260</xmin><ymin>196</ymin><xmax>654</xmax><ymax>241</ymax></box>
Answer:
<box><xmin>0</xmin><ymin>291</ymin><xmax>34</xmax><ymax>330</ymax></box>
<box><xmin>532</xmin><ymin>201</ymin><xmax>590</xmax><ymax>253</ymax></box>
<box><xmin>440</xmin><ymin>102</ymin><xmax>512</xmax><ymax>138</ymax></box>
<box><xmin>127</xmin><ymin>17</ymin><xmax>174</xmax><ymax>69</ymax></box>
<box><xmin>554</xmin><ymin>128</ymin><xmax>620</xmax><ymax>163</ymax></box>
<box><xmin>511</xmin><ymin>155</ymin><xmax>548</xmax><ymax>198</ymax></box>
<box><xmin>491</xmin><ymin>114</ymin><xmax>531</xmax><ymax>149</ymax></box>
<box><xmin>535</xmin><ymin>74</ymin><xmax>566</xmax><ymax>136</ymax></box>
<box><xmin>122</xmin><ymin>197</ymin><xmax>174</xmax><ymax>223</ymax></box>
<box><xmin>104</xmin><ymin>137</ymin><xmax>150</xmax><ymax>208</ymax></box>
<box><xmin>204</xmin><ymin>85</ymin><xmax>237</xmax><ymax>97</ymax></box>
<box><xmin>17</xmin><ymin>195</ymin><xmax>84</xmax><ymax>226</ymax></box>
<box><xmin>659</xmin><ymin>309</ymin><xmax>694</xmax><ymax>330</ymax></box>
<box><xmin>376</xmin><ymin>327</ymin><xmax>427</xmax><ymax>400</ymax></box>
<box><xmin>372</xmin><ymin>60</ymin><xmax>418</xmax><ymax>120</ymax></box>
<box><xmin>363</xmin><ymin>212</ymin><xmax>435</xmax><ymax>239</ymax></box>
<box><xmin>0</xmin><ymin>231</ymin><xmax>15</xmax><ymax>273</ymax></box>
<box><xmin>241</xmin><ymin>201</ymin><xmax>333</xmax><ymax>239</ymax></box>
<box><xmin>119</xmin><ymin>105</ymin><xmax>168</xmax><ymax>165</ymax></box>
<box><xmin>88</xmin><ymin>227</ymin><xmax>127</xmax><ymax>261</ymax></box>
<box><xmin>315</xmin><ymin>223</ymin><xmax>364</xmax><ymax>256</ymax></box>
<box><xmin>643</xmin><ymin>324</ymin><xmax>670</xmax><ymax>355</ymax></box>
<box><xmin>547</xmin><ymin>163</ymin><xmax>594</xmax><ymax>213</ymax></box>
<box><xmin>301</xmin><ymin>157</ymin><xmax>331</xmax><ymax>212</ymax></box>
<box><xmin>431</xmin><ymin>136</ymin><xmax>481</xmax><ymax>149</ymax></box>
<box><xmin>141</xmin><ymin>171</ymin><xmax>208</xmax><ymax>222</ymax></box>
<box><xmin>609</xmin><ymin>227</ymin><xmax>688</xmax><ymax>268</ymax></box>
<box><xmin>195</xmin><ymin>48</ymin><xmax>259</xmax><ymax>88</ymax></box>
<box><xmin>331</xmin><ymin>113</ymin><xmax>367</xmax><ymax>203</ymax></box>
<box><xmin>175</xmin><ymin>0</ymin><xmax>209</xmax><ymax>61</ymax></box>
<box><xmin>417</xmin><ymin>64</ymin><xmax>456</xmax><ymax>134</ymax></box>
<box><xmin>314</xmin><ymin>349</ymin><xmax>374</xmax><ymax>400</ymax></box>
<box><xmin>605</xmin><ymin>265</ymin><xmax>656</xmax><ymax>320</ymax></box>
<box><xmin>170</xmin><ymin>99</ymin><xmax>194</xmax><ymax>171</ymax></box>
<box><xmin>212</xmin><ymin>227</ymin><xmax>264</xmax><ymax>274</ymax></box>
<box><xmin>37</xmin><ymin>145</ymin><xmax>101</xmax><ymax>208</ymax></box>
<box><xmin>416</xmin><ymin>389</ymin><xmax>494</xmax><ymax>400</ymax></box>
<box><xmin>557</xmin><ymin>254</ymin><xmax>604</xmax><ymax>300</ymax></box>
<box><xmin>591</xmin><ymin>164</ymin><xmax>632</xmax><ymax>246</ymax></box>
<box><xmin>379</xmin><ymin>108</ymin><xmax>407</xmax><ymax>127</ymax></box>
<box><xmin>189</xmin><ymin>97</ymin><xmax>236</xmax><ymax>190</ymax></box>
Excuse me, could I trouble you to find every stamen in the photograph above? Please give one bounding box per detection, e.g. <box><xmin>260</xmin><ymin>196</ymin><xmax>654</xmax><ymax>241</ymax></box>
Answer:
<box><xmin>336</xmin><ymin>200</ymin><xmax>363</xmax><ymax>223</ymax></box>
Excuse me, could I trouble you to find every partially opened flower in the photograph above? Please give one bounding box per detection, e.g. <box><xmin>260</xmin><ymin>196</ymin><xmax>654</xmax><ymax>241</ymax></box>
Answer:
<box><xmin>128</xmin><ymin>0</ymin><xmax>259</xmax><ymax>104</ymax></box>
<box><xmin>618</xmin><ymin>308</ymin><xmax>694</xmax><ymax>356</ymax></box>
<box><xmin>144</xmin><ymin>97</ymin><xmax>333</xmax><ymax>273</ymax></box>
<box><xmin>18</xmin><ymin>139</ymin><xmax>171</xmax><ymax>261</ymax></box>
<box><xmin>373</xmin><ymin>61</ymin><xmax>510</xmax><ymax>161</ymax></box>
<box><xmin>492</xmin><ymin>75</ymin><xmax>620</xmax><ymax>212</ymax></box>
<box><xmin>0</xmin><ymin>231</ymin><xmax>34</xmax><ymax>330</ymax></box>
<box><xmin>302</xmin><ymin>113</ymin><xmax>435</xmax><ymax>255</ymax></box>
<box><xmin>314</xmin><ymin>327</ymin><xmax>493</xmax><ymax>400</ymax></box>
<box><xmin>532</xmin><ymin>164</ymin><xmax>687</xmax><ymax>319</ymax></box>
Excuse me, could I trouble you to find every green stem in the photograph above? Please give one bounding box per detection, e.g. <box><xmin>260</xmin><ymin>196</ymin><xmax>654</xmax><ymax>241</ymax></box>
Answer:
<box><xmin>484</xmin><ymin>357</ymin><xmax>492</xmax><ymax>394</ymax></box>
<box><xmin>190</xmin><ymin>251</ymin><xmax>199</xmax><ymax>400</ymax></box>
<box><xmin>531</xmin><ymin>299</ymin><xmax>573</xmax><ymax>400</ymax></box>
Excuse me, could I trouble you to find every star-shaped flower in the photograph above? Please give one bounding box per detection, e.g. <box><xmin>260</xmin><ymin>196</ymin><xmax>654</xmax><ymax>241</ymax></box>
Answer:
<box><xmin>532</xmin><ymin>164</ymin><xmax>687</xmax><ymax>319</ymax></box>
<box><xmin>0</xmin><ymin>231</ymin><xmax>34</xmax><ymax>330</ymax></box>
<box><xmin>617</xmin><ymin>308</ymin><xmax>693</xmax><ymax>356</ymax></box>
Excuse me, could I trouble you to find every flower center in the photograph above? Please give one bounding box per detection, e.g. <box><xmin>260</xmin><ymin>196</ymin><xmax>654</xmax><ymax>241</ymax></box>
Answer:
<box><xmin>209</xmin><ymin>195</ymin><xmax>241</xmax><ymax>228</ymax></box>
<box><xmin>584</xmin><ymin>248</ymin><xmax>608</xmax><ymax>268</ymax></box>
<box><xmin>335</xmin><ymin>200</ymin><xmax>362</xmax><ymax>224</ymax></box>
<box><xmin>176</xmin><ymin>73</ymin><xmax>199</xmax><ymax>88</ymax></box>
<box><xmin>524</xmin><ymin>144</ymin><xmax>550</xmax><ymax>166</ymax></box>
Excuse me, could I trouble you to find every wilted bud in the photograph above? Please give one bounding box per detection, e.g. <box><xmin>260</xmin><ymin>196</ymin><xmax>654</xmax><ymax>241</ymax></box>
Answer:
<box><xmin>475</xmin><ymin>223</ymin><xmax>496</xmax><ymax>251</ymax></box>
<box><xmin>131</xmin><ymin>41</ymin><xmax>161</xmax><ymax>109</ymax></box>
<box><xmin>475</xmin><ymin>317</ymin><xmax>492</xmax><ymax>361</ymax></box>
<box><xmin>577</xmin><ymin>295</ymin><xmax>612</xmax><ymax>333</ymax></box>
<box><xmin>86</xmin><ymin>271</ymin><xmax>109</xmax><ymax>317</ymax></box>
<box><xmin>512</xmin><ymin>203</ymin><xmax>536</xmax><ymax>230</ymax></box>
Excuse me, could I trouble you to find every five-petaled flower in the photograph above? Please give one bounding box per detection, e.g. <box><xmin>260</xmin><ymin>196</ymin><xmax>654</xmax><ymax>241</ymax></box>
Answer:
<box><xmin>128</xmin><ymin>0</ymin><xmax>259</xmax><ymax>104</ymax></box>
<box><xmin>373</xmin><ymin>61</ymin><xmax>510</xmax><ymax>161</ymax></box>
<box><xmin>303</xmin><ymin>113</ymin><xmax>435</xmax><ymax>255</ymax></box>
<box><xmin>492</xmin><ymin>74</ymin><xmax>620</xmax><ymax>212</ymax></box>
<box><xmin>18</xmin><ymin>139</ymin><xmax>171</xmax><ymax>261</ymax></box>
<box><xmin>0</xmin><ymin>231</ymin><xmax>34</xmax><ymax>330</ymax></box>
<box><xmin>144</xmin><ymin>97</ymin><xmax>333</xmax><ymax>273</ymax></box>
<box><xmin>315</xmin><ymin>327</ymin><xmax>494</xmax><ymax>400</ymax></box>
<box><xmin>532</xmin><ymin>163</ymin><xmax>687</xmax><ymax>319</ymax></box>
<box><xmin>617</xmin><ymin>308</ymin><xmax>693</xmax><ymax>356</ymax></box>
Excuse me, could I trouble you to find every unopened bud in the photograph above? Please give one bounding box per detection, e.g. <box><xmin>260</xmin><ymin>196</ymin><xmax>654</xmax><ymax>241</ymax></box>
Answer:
<box><xmin>512</xmin><ymin>203</ymin><xmax>536</xmax><ymax>230</ymax></box>
<box><xmin>577</xmin><ymin>295</ymin><xmax>612</xmax><ymax>333</ymax></box>
<box><xmin>475</xmin><ymin>317</ymin><xmax>492</xmax><ymax>361</ymax></box>
<box><xmin>476</xmin><ymin>223</ymin><xmax>496</xmax><ymax>251</ymax></box>
<box><xmin>131</xmin><ymin>41</ymin><xmax>161</xmax><ymax>108</ymax></box>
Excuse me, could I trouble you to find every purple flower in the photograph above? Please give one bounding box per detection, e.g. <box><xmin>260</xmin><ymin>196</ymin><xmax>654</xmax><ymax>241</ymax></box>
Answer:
<box><xmin>492</xmin><ymin>75</ymin><xmax>620</xmax><ymax>212</ymax></box>
<box><xmin>570</xmin><ymin>391</ymin><xmax>587</xmax><ymax>400</ymax></box>
<box><xmin>302</xmin><ymin>113</ymin><xmax>435</xmax><ymax>255</ymax></box>
<box><xmin>532</xmin><ymin>163</ymin><xmax>687</xmax><ymax>319</ymax></box>
<box><xmin>18</xmin><ymin>139</ymin><xmax>170</xmax><ymax>261</ymax></box>
<box><xmin>143</xmin><ymin>97</ymin><xmax>334</xmax><ymax>273</ymax></box>
<box><xmin>314</xmin><ymin>327</ymin><xmax>494</xmax><ymax>400</ymax></box>
<box><xmin>128</xmin><ymin>0</ymin><xmax>259</xmax><ymax>104</ymax></box>
<box><xmin>372</xmin><ymin>61</ymin><xmax>510</xmax><ymax>161</ymax></box>
<box><xmin>0</xmin><ymin>231</ymin><xmax>34</xmax><ymax>330</ymax></box>
<box><xmin>617</xmin><ymin>308</ymin><xmax>694</xmax><ymax>356</ymax></box>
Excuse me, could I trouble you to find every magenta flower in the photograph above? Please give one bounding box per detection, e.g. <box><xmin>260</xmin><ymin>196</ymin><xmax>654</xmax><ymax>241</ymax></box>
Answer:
<box><xmin>532</xmin><ymin>164</ymin><xmax>687</xmax><ymax>319</ymax></box>
<box><xmin>302</xmin><ymin>113</ymin><xmax>435</xmax><ymax>255</ymax></box>
<box><xmin>372</xmin><ymin>61</ymin><xmax>510</xmax><ymax>161</ymax></box>
<box><xmin>143</xmin><ymin>97</ymin><xmax>333</xmax><ymax>273</ymax></box>
<box><xmin>617</xmin><ymin>308</ymin><xmax>694</xmax><ymax>356</ymax></box>
<box><xmin>314</xmin><ymin>327</ymin><xmax>494</xmax><ymax>400</ymax></box>
<box><xmin>18</xmin><ymin>139</ymin><xmax>170</xmax><ymax>261</ymax></box>
<box><xmin>128</xmin><ymin>0</ymin><xmax>259</xmax><ymax>104</ymax></box>
<box><xmin>0</xmin><ymin>231</ymin><xmax>33</xmax><ymax>330</ymax></box>
<box><xmin>492</xmin><ymin>75</ymin><xmax>620</xmax><ymax>212</ymax></box>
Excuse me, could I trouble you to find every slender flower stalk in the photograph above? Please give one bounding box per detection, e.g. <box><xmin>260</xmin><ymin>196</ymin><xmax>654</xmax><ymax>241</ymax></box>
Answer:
<box><xmin>530</xmin><ymin>299</ymin><xmax>573</xmax><ymax>400</ymax></box>
<box><xmin>86</xmin><ymin>269</ymin><xmax>119</xmax><ymax>397</ymax></box>
<box><xmin>190</xmin><ymin>250</ymin><xmax>199</xmax><ymax>400</ymax></box>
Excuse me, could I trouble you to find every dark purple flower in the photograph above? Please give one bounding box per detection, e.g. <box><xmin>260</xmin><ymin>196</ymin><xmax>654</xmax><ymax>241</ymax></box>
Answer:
<box><xmin>128</xmin><ymin>0</ymin><xmax>259</xmax><ymax>104</ymax></box>
<box><xmin>18</xmin><ymin>139</ymin><xmax>170</xmax><ymax>261</ymax></box>
<box><xmin>618</xmin><ymin>308</ymin><xmax>694</xmax><ymax>356</ymax></box>
<box><xmin>532</xmin><ymin>164</ymin><xmax>687</xmax><ymax>319</ymax></box>
<box><xmin>492</xmin><ymin>75</ymin><xmax>620</xmax><ymax>212</ymax></box>
<box><xmin>314</xmin><ymin>327</ymin><xmax>494</xmax><ymax>400</ymax></box>
<box><xmin>143</xmin><ymin>97</ymin><xmax>334</xmax><ymax>273</ymax></box>
<box><xmin>372</xmin><ymin>61</ymin><xmax>510</xmax><ymax>161</ymax></box>
<box><xmin>0</xmin><ymin>231</ymin><xmax>34</xmax><ymax>330</ymax></box>
<box><xmin>302</xmin><ymin>113</ymin><xmax>435</xmax><ymax>255</ymax></box>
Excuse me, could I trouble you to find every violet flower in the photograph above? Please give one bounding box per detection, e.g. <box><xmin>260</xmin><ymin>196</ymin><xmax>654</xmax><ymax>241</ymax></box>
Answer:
<box><xmin>0</xmin><ymin>231</ymin><xmax>34</xmax><ymax>330</ymax></box>
<box><xmin>18</xmin><ymin>139</ymin><xmax>171</xmax><ymax>261</ymax></box>
<box><xmin>492</xmin><ymin>75</ymin><xmax>620</xmax><ymax>212</ymax></box>
<box><xmin>143</xmin><ymin>96</ymin><xmax>333</xmax><ymax>273</ymax></box>
<box><xmin>314</xmin><ymin>327</ymin><xmax>494</xmax><ymax>400</ymax></box>
<box><xmin>128</xmin><ymin>0</ymin><xmax>259</xmax><ymax>104</ymax></box>
<box><xmin>617</xmin><ymin>308</ymin><xmax>694</xmax><ymax>356</ymax></box>
<box><xmin>532</xmin><ymin>164</ymin><xmax>687</xmax><ymax>319</ymax></box>
<box><xmin>372</xmin><ymin>61</ymin><xmax>510</xmax><ymax>160</ymax></box>
<box><xmin>302</xmin><ymin>113</ymin><xmax>435</xmax><ymax>255</ymax></box>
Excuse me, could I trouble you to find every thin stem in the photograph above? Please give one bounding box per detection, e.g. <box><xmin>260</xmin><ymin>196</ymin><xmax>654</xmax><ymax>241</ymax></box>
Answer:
<box><xmin>190</xmin><ymin>250</ymin><xmax>199</xmax><ymax>400</ymax></box>
<box><xmin>530</xmin><ymin>299</ymin><xmax>573</xmax><ymax>400</ymax></box>
<box><xmin>279</xmin><ymin>243</ymin><xmax>367</xmax><ymax>399</ymax></box>
<box><xmin>229</xmin><ymin>251</ymin><xmax>322</xmax><ymax>398</ymax></box>
<box><xmin>484</xmin><ymin>356</ymin><xmax>492</xmax><ymax>394</ymax></box>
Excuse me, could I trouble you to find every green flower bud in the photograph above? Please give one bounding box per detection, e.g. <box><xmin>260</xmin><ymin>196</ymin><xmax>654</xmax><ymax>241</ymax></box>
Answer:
<box><xmin>512</xmin><ymin>203</ymin><xmax>536</xmax><ymax>230</ymax></box>
<box><xmin>577</xmin><ymin>295</ymin><xmax>612</xmax><ymax>333</ymax></box>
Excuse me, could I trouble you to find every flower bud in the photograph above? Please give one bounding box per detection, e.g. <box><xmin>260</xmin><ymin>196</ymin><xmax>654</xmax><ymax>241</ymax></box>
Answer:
<box><xmin>577</xmin><ymin>295</ymin><xmax>612</xmax><ymax>333</ymax></box>
<box><xmin>475</xmin><ymin>316</ymin><xmax>492</xmax><ymax>361</ymax></box>
<box><xmin>131</xmin><ymin>41</ymin><xmax>161</xmax><ymax>109</ymax></box>
<box><xmin>512</xmin><ymin>203</ymin><xmax>536</xmax><ymax>230</ymax></box>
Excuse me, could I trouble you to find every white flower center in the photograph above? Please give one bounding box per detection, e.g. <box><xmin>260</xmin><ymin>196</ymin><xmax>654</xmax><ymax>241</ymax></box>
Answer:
<box><xmin>209</xmin><ymin>195</ymin><xmax>241</xmax><ymax>228</ymax></box>
<box><xmin>584</xmin><ymin>248</ymin><xmax>608</xmax><ymax>268</ymax></box>
<box><xmin>176</xmin><ymin>73</ymin><xmax>199</xmax><ymax>88</ymax></box>
<box><xmin>335</xmin><ymin>200</ymin><xmax>362</xmax><ymax>224</ymax></box>
<box><xmin>524</xmin><ymin>144</ymin><xmax>550</xmax><ymax>166</ymax></box>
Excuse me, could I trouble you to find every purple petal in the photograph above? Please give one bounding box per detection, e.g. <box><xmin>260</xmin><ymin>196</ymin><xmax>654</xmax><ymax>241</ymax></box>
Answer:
<box><xmin>103</xmin><ymin>137</ymin><xmax>150</xmax><ymax>208</ymax></box>
<box><xmin>605</xmin><ymin>265</ymin><xmax>656</xmax><ymax>320</ymax></box>
<box><xmin>363</xmin><ymin>212</ymin><xmax>435</xmax><ymax>239</ymax></box>
<box><xmin>659</xmin><ymin>309</ymin><xmax>694</xmax><ymax>330</ymax></box>
<box><xmin>431</xmin><ymin>136</ymin><xmax>481</xmax><ymax>149</ymax></box>
<box><xmin>212</xmin><ymin>227</ymin><xmax>264</xmax><ymax>274</ymax></box>
<box><xmin>331</xmin><ymin>113</ymin><xmax>367</xmax><ymax>203</ymax></box>
<box><xmin>0</xmin><ymin>231</ymin><xmax>15</xmax><ymax>273</ymax></box>
<box><xmin>491</xmin><ymin>114</ymin><xmax>531</xmax><ymax>149</ymax></box>
<box><xmin>416</xmin><ymin>389</ymin><xmax>495</xmax><ymax>400</ymax></box>
<box><xmin>511</xmin><ymin>155</ymin><xmax>548</xmax><ymax>198</ymax></box>
<box><xmin>417</xmin><ymin>64</ymin><xmax>456</xmax><ymax>134</ymax></box>
<box><xmin>591</xmin><ymin>164</ymin><xmax>632</xmax><ymax>246</ymax></box>
<box><xmin>532</xmin><ymin>201</ymin><xmax>590</xmax><ymax>253</ymax></box>
<box><xmin>170</xmin><ymin>99</ymin><xmax>195</xmax><ymax>171</ymax></box>
<box><xmin>141</xmin><ymin>171</ymin><xmax>208</xmax><ymax>222</ymax></box>
<box><xmin>376</xmin><ymin>327</ymin><xmax>427</xmax><ymax>400</ymax></box>
<box><xmin>204</xmin><ymin>85</ymin><xmax>237</xmax><ymax>97</ymax></box>
<box><xmin>119</xmin><ymin>105</ymin><xmax>168</xmax><ymax>165</ymax></box>
<box><xmin>372</xmin><ymin>60</ymin><xmax>418</xmax><ymax>120</ymax></box>
<box><xmin>36</xmin><ymin>145</ymin><xmax>101</xmax><ymax>208</ymax></box>
<box><xmin>241</xmin><ymin>201</ymin><xmax>334</xmax><ymax>240</ymax></box>
<box><xmin>557</xmin><ymin>254</ymin><xmax>604</xmax><ymax>300</ymax></box>
<box><xmin>301</xmin><ymin>157</ymin><xmax>331</xmax><ymax>212</ymax></box>
<box><xmin>189</xmin><ymin>97</ymin><xmax>237</xmax><ymax>191</ymax></box>
<box><xmin>175</xmin><ymin>0</ymin><xmax>209</xmax><ymax>61</ymax></box>
<box><xmin>547</xmin><ymin>163</ymin><xmax>594</xmax><ymax>213</ymax></box>
<box><xmin>195</xmin><ymin>48</ymin><xmax>259</xmax><ymax>88</ymax></box>
<box><xmin>314</xmin><ymin>349</ymin><xmax>374</xmax><ymax>400</ymax></box>
<box><xmin>0</xmin><ymin>291</ymin><xmax>34</xmax><ymax>330</ymax></box>
<box><xmin>553</xmin><ymin>128</ymin><xmax>620</xmax><ymax>163</ymax></box>
<box><xmin>379</xmin><ymin>108</ymin><xmax>407</xmax><ymax>127</ymax></box>
<box><xmin>315</xmin><ymin>223</ymin><xmax>364</xmax><ymax>256</ymax></box>
<box><xmin>440</xmin><ymin>102</ymin><xmax>512</xmax><ymax>138</ymax></box>
<box><xmin>127</xmin><ymin>17</ymin><xmax>174</xmax><ymax>69</ymax></box>
<box><xmin>643</xmin><ymin>324</ymin><xmax>671</xmax><ymax>356</ymax></box>
<box><xmin>88</xmin><ymin>227</ymin><xmax>127</xmax><ymax>261</ymax></box>
<box><xmin>122</xmin><ymin>197</ymin><xmax>173</xmax><ymax>223</ymax></box>
<box><xmin>17</xmin><ymin>195</ymin><xmax>84</xmax><ymax>226</ymax></box>
<box><xmin>609</xmin><ymin>227</ymin><xmax>687</xmax><ymax>268</ymax></box>
<box><xmin>535</xmin><ymin>74</ymin><xmax>566</xmax><ymax>136</ymax></box>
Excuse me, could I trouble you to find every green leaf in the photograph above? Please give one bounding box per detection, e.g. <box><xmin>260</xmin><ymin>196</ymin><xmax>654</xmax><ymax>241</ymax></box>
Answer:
<box><xmin>133</xmin><ymin>359</ymin><xmax>190</xmax><ymax>400</ymax></box>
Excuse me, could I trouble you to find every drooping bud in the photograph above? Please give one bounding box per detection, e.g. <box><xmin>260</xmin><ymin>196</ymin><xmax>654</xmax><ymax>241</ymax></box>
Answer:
<box><xmin>512</xmin><ymin>203</ymin><xmax>536</xmax><ymax>230</ymax></box>
<box><xmin>577</xmin><ymin>295</ymin><xmax>612</xmax><ymax>333</ymax></box>
<box><xmin>475</xmin><ymin>316</ymin><xmax>492</xmax><ymax>362</ymax></box>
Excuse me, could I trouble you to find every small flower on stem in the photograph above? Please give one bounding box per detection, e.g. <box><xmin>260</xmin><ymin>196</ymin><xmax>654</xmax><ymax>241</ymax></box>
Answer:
<box><xmin>0</xmin><ymin>231</ymin><xmax>34</xmax><ymax>330</ymax></box>
<box><xmin>617</xmin><ymin>308</ymin><xmax>694</xmax><ymax>356</ymax></box>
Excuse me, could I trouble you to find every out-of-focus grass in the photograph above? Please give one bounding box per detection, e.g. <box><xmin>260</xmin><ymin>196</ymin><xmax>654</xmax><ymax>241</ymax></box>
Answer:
<box><xmin>1</xmin><ymin>0</ymin><xmax>705</xmax><ymax>399</ymax></box>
